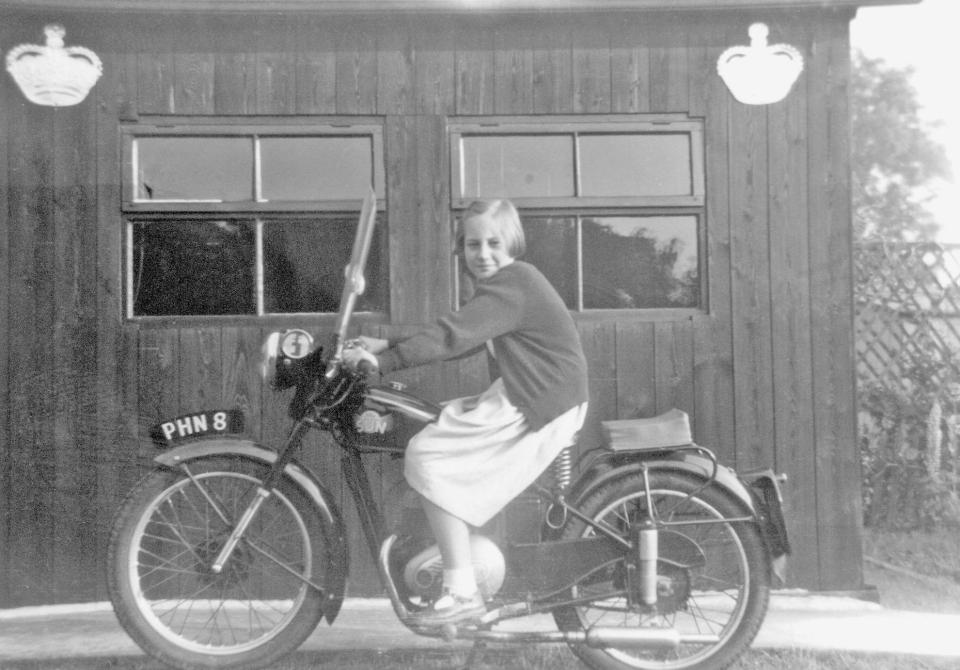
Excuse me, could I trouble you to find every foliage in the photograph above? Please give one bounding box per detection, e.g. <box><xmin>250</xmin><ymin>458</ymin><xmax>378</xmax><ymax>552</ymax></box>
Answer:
<box><xmin>860</xmin><ymin>371</ymin><xmax>960</xmax><ymax>529</ymax></box>
<box><xmin>851</xmin><ymin>51</ymin><xmax>951</xmax><ymax>242</ymax></box>
<box><xmin>852</xmin><ymin>50</ymin><xmax>958</xmax><ymax>526</ymax></box>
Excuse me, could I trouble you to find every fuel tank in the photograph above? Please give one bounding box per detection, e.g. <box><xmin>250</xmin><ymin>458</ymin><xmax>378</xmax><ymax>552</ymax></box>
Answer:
<box><xmin>364</xmin><ymin>384</ymin><xmax>441</xmax><ymax>424</ymax></box>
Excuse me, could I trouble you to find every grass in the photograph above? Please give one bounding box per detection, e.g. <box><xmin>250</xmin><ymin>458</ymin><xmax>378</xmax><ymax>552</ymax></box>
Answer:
<box><xmin>4</xmin><ymin>527</ymin><xmax>960</xmax><ymax>670</ymax></box>
<box><xmin>4</xmin><ymin>646</ymin><xmax>959</xmax><ymax>670</ymax></box>
<box><xmin>861</xmin><ymin>526</ymin><xmax>960</xmax><ymax>614</ymax></box>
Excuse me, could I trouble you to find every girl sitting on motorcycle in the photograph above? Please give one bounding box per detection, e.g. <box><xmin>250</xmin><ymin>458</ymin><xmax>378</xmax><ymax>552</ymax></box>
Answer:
<box><xmin>343</xmin><ymin>198</ymin><xmax>589</xmax><ymax>627</ymax></box>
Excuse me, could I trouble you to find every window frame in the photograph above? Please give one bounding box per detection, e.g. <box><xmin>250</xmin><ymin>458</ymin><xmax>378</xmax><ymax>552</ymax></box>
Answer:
<box><xmin>449</xmin><ymin>115</ymin><xmax>707</xmax><ymax>315</ymax></box>
<box><xmin>121</xmin><ymin>117</ymin><xmax>387</xmax><ymax>321</ymax></box>
<box><xmin>449</xmin><ymin>115</ymin><xmax>705</xmax><ymax>210</ymax></box>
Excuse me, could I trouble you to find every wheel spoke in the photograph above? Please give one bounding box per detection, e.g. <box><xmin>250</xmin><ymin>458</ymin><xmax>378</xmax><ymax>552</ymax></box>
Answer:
<box><xmin>553</xmin><ymin>473</ymin><xmax>768</xmax><ymax>669</ymax></box>
<box><xmin>117</xmin><ymin>465</ymin><xmax>322</xmax><ymax>658</ymax></box>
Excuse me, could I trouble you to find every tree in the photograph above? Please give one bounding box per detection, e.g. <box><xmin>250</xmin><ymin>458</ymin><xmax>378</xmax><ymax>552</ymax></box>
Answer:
<box><xmin>851</xmin><ymin>50</ymin><xmax>951</xmax><ymax>241</ymax></box>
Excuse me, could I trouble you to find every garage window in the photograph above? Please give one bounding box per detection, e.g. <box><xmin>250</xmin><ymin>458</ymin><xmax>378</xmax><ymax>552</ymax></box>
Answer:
<box><xmin>123</xmin><ymin>121</ymin><xmax>386</xmax><ymax>318</ymax></box>
<box><xmin>451</xmin><ymin>116</ymin><xmax>704</xmax><ymax>311</ymax></box>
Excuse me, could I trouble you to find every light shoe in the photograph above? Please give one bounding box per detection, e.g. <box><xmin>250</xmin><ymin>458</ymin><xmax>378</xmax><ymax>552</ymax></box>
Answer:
<box><xmin>411</xmin><ymin>589</ymin><xmax>486</xmax><ymax>627</ymax></box>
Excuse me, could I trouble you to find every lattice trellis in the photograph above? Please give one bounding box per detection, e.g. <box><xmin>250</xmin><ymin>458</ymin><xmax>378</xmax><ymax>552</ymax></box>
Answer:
<box><xmin>855</xmin><ymin>242</ymin><xmax>960</xmax><ymax>396</ymax></box>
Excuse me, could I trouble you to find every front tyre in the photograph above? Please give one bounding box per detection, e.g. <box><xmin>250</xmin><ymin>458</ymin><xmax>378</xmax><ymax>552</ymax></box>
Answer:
<box><xmin>107</xmin><ymin>457</ymin><xmax>329</xmax><ymax>670</ymax></box>
<box><xmin>554</xmin><ymin>471</ymin><xmax>770</xmax><ymax>670</ymax></box>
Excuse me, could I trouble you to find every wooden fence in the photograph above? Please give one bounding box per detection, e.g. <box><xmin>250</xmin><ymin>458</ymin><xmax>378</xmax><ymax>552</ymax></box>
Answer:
<box><xmin>855</xmin><ymin>241</ymin><xmax>960</xmax><ymax>528</ymax></box>
<box><xmin>855</xmin><ymin>242</ymin><xmax>960</xmax><ymax>395</ymax></box>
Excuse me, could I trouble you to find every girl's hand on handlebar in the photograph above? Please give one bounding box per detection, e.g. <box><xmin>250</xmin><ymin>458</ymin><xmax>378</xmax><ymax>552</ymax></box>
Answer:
<box><xmin>342</xmin><ymin>345</ymin><xmax>380</xmax><ymax>375</ymax></box>
<box><xmin>352</xmin><ymin>336</ymin><xmax>389</xmax><ymax>354</ymax></box>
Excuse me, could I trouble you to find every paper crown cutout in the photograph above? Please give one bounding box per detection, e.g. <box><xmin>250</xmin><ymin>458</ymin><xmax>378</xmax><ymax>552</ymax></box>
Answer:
<box><xmin>6</xmin><ymin>24</ymin><xmax>103</xmax><ymax>107</ymax></box>
<box><xmin>717</xmin><ymin>23</ymin><xmax>803</xmax><ymax>105</ymax></box>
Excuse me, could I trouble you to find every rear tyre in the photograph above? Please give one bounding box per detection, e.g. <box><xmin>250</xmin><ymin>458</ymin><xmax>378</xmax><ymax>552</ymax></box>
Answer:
<box><xmin>553</xmin><ymin>470</ymin><xmax>770</xmax><ymax>670</ymax></box>
<box><xmin>107</xmin><ymin>456</ymin><xmax>330</xmax><ymax>670</ymax></box>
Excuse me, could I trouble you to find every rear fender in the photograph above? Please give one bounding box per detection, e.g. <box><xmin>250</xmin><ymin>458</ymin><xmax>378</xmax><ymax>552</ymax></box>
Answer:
<box><xmin>740</xmin><ymin>469</ymin><xmax>792</xmax><ymax>582</ymax></box>
<box><xmin>569</xmin><ymin>450</ymin><xmax>757</xmax><ymax>517</ymax></box>
<box><xmin>154</xmin><ymin>438</ymin><xmax>349</xmax><ymax>624</ymax></box>
<box><xmin>566</xmin><ymin>450</ymin><xmax>790</xmax><ymax>582</ymax></box>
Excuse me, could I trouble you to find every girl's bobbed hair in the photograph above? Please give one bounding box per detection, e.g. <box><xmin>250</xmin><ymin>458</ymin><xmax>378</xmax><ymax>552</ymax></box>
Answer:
<box><xmin>456</xmin><ymin>199</ymin><xmax>526</xmax><ymax>259</ymax></box>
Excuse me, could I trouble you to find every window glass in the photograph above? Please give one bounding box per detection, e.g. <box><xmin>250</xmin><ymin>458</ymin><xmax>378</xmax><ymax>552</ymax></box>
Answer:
<box><xmin>581</xmin><ymin>216</ymin><xmax>699</xmax><ymax>309</ymax></box>
<box><xmin>263</xmin><ymin>216</ymin><xmax>386</xmax><ymax>314</ymax></box>
<box><xmin>460</xmin><ymin>135</ymin><xmax>574</xmax><ymax>198</ymax></box>
<box><xmin>521</xmin><ymin>216</ymin><xmax>578</xmax><ymax>308</ymax></box>
<box><xmin>579</xmin><ymin>133</ymin><xmax>692</xmax><ymax>197</ymax></box>
<box><xmin>260</xmin><ymin>137</ymin><xmax>373</xmax><ymax>201</ymax></box>
<box><xmin>136</xmin><ymin>137</ymin><xmax>252</xmax><ymax>201</ymax></box>
<box><xmin>132</xmin><ymin>219</ymin><xmax>255</xmax><ymax>315</ymax></box>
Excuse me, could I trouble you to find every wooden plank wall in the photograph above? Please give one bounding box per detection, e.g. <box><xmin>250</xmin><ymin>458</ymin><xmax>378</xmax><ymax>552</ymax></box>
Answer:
<box><xmin>0</xmin><ymin>7</ymin><xmax>861</xmax><ymax>605</ymax></box>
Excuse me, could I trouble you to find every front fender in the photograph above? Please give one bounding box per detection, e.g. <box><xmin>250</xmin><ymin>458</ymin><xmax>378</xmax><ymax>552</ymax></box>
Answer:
<box><xmin>154</xmin><ymin>438</ymin><xmax>349</xmax><ymax>624</ymax></box>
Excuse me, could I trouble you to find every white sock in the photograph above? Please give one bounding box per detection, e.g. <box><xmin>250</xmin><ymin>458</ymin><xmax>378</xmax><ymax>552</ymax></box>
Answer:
<box><xmin>443</xmin><ymin>567</ymin><xmax>478</xmax><ymax>597</ymax></box>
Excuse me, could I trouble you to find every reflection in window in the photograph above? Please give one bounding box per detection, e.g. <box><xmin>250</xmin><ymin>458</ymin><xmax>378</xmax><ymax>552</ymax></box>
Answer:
<box><xmin>132</xmin><ymin>220</ymin><xmax>255</xmax><ymax>316</ymax></box>
<box><xmin>131</xmin><ymin>217</ymin><xmax>387</xmax><ymax>317</ymax></box>
<box><xmin>460</xmin><ymin>135</ymin><xmax>574</xmax><ymax>198</ymax></box>
<box><xmin>518</xmin><ymin>215</ymin><xmax>698</xmax><ymax>309</ymax></box>
<box><xmin>263</xmin><ymin>216</ymin><xmax>386</xmax><ymax>314</ymax></box>
<box><xmin>581</xmin><ymin>216</ymin><xmax>699</xmax><ymax>309</ymax></box>
<box><xmin>136</xmin><ymin>137</ymin><xmax>253</xmax><ymax>201</ymax></box>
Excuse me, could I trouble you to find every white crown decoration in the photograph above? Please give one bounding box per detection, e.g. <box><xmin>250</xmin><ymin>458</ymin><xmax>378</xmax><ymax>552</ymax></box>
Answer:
<box><xmin>6</xmin><ymin>24</ymin><xmax>103</xmax><ymax>107</ymax></box>
<box><xmin>717</xmin><ymin>23</ymin><xmax>803</xmax><ymax>105</ymax></box>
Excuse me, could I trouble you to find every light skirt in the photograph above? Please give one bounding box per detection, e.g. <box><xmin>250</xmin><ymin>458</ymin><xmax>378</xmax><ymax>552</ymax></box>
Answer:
<box><xmin>404</xmin><ymin>378</ymin><xmax>587</xmax><ymax>527</ymax></box>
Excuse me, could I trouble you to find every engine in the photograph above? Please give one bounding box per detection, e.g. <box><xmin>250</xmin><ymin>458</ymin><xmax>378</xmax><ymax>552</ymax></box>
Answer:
<box><xmin>401</xmin><ymin>535</ymin><xmax>506</xmax><ymax>600</ymax></box>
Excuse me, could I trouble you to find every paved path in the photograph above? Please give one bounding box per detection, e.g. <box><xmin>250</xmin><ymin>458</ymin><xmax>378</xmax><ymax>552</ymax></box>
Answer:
<box><xmin>1</xmin><ymin>592</ymin><xmax>959</xmax><ymax>663</ymax></box>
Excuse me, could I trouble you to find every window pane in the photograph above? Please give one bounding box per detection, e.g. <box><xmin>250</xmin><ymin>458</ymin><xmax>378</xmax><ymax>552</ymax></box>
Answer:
<box><xmin>132</xmin><ymin>220</ymin><xmax>255</xmax><ymax>315</ymax></box>
<box><xmin>460</xmin><ymin>135</ymin><xmax>574</xmax><ymax>198</ymax></box>
<box><xmin>263</xmin><ymin>216</ymin><xmax>387</xmax><ymax>314</ymax></box>
<box><xmin>521</xmin><ymin>216</ymin><xmax>578</xmax><ymax>308</ymax></box>
<box><xmin>582</xmin><ymin>216</ymin><xmax>699</xmax><ymax>309</ymax></box>
<box><xmin>579</xmin><ymin>133</ymin><xmax>692</xmax><ymax>197</ymax></box>
<box><xmin>136</xmin><ymin>138</ymin><xmax>252</xmax><ymax>201</ymax></box>
<box><xmin>261</xmin><ymin>137</ymin><xmax>374</xmax><ymax>201</ymax></box>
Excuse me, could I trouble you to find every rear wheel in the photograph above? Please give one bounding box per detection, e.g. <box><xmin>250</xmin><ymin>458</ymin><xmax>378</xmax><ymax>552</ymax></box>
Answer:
<box><xmin>107</xmin><ymin>457</ymin><xmax>330</xmax><ymax>670</ymax></box>
<box><xmin>553</xmin><ymin>470</ymin><xmax>770</xmax><ymax>670</ymax></box>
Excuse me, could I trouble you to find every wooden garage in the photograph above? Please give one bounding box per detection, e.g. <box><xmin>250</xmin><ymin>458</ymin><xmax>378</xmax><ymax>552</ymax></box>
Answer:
<box><xmin>0</xmin><ymin>0</ymin><xmax>909</xmax><ymax>607</ymax></box>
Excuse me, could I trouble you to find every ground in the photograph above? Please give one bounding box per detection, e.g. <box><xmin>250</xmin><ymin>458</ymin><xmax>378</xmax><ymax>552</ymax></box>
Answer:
<box><xmin>862</xmin><ymin>526</ymin><xmax>960</xmax><ymax>614</ymax></box>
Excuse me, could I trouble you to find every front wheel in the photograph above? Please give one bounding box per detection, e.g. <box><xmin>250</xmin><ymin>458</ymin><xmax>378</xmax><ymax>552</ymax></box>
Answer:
<box><xmin>553</xmin><ymin>470</ymin><xmax>770</xmax><ymax>670</ymax></box>
<box><xmin>107</xmin><ymin>456</ymin><xmax>331</xmax><ymax>670</ymax></box>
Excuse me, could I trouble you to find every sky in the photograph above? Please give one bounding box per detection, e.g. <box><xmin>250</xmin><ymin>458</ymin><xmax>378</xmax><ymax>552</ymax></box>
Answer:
<box><xmin>850</xmin><ymin>0</ymin><xmax>960</xmax><ymax>242</ymax></box>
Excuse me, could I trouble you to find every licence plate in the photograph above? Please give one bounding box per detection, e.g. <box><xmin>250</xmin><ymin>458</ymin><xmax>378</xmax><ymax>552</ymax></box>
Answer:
<box><xmin>150</xmin><ymin>409</ymin><xmax>245</xmax><ymax>447</ymax></box>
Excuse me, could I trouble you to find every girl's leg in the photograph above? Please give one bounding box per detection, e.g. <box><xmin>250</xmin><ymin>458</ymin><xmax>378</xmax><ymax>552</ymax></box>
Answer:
<box><xmin>422</xmin><ymin>497</ymin><xmax>478</xmax><ymax>597</ymax></box>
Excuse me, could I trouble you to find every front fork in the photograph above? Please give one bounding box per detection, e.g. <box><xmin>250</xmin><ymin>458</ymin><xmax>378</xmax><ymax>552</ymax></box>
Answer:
<box><xmin>196</xmin><ymin>420</ymin><xmax>314</xmax><ymax>574</ymax></box>
<box><xmin>211</xmin><ymin>487</ymin><xmax>271</xmax><ymax>573</ymax></box>
<box><xmin>199</xmin><ymin>425</ymin><xmax>386</xmax><ymax>578</ymax></box>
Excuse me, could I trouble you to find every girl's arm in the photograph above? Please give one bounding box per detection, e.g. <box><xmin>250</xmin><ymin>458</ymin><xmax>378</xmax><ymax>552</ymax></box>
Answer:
<box><xmin>377</xmin><ymin>269</ymin><xmax>527</xmax><ymax>373</ymax></box>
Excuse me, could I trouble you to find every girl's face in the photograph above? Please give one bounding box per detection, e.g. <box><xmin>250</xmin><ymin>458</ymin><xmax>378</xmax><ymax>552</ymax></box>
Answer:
<box><xmin>462</xmin><ymin>214</ymin><xmax>515</xmax><ymax>280</ymax></box>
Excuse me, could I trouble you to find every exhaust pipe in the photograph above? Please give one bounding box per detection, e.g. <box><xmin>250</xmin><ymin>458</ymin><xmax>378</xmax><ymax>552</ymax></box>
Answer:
<box><xmin>584</xmin><ymin>627</ymin><xmax>681</xmax><ymax>649</ymax></box>
<box><xmin>377</xmin><ymin>535</ymin><xmax>413</xmax><ymax>621</ymax></box>
<box><xmin>462</xmin><ymin>627</ymin><xmax>716</xmax><ymax>650</ymax></box>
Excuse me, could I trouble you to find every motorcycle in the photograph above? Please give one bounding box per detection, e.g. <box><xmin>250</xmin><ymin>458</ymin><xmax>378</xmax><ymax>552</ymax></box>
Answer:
<box><xmin>107</xmin><ymin>191</ymin><xmax>790</xmax><ymax>670</ymax></box>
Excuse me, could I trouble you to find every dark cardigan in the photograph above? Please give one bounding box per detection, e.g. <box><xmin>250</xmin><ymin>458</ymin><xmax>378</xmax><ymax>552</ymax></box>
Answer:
<box><xmin>376</xmin><ymin>261</ymin><xmax>589</xmax><ymax>430</ymax></box>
